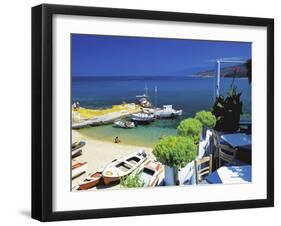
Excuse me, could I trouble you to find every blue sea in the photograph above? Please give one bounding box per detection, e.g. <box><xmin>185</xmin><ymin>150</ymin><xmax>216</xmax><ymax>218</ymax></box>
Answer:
<box><xmin>72</xmin><ymin>76</ymin><xmax>251</xmax><ymax>147</ymax></box>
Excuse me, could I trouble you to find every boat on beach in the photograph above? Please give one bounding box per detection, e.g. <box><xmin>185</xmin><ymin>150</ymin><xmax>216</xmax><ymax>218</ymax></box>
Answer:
<box><xmin>131</xmin><ymin>112</ymin><xmax>155</xmax><ymax>123</ymax></box>
<box><xmin>113</xmin><ymin>120</ymin><xmax>135</xmax><ymax>128</ymax></box>
<box><xmin>72</xmin><ymin>140</ymin><xmax>86</xmax><ymax>150</ymax></box>
<box><xmin>72</xmin><ymin>148</ymin><xmax>82</xmax><ymax>158</ymax></box>
<box><xmin>72</xmin><ymin>140</ymin><xmax>86</xmax><ymax>157</ymax></box>
<box><xmin>154</xmin><ymin>105</ymin><xmax>183</xmax><ymax>118</ymax></box>
<box><xmin>138</xmin><ymin>160</ymin><xmax>164</xmax><ymax>187</ymax></box>
<box><xmin>102</xmin><ymin>150</ymin><xmax>148</xmax><ymax>185</ymax></box>
<box><xmin>72</xmin><ymin>161</ymin><xmax>88</xmax><ymax>179</ymax></box>
<box><xmin>78</xmin><ymin>168</ymin><xmax>104</xmax><ymax>190</ymax></box>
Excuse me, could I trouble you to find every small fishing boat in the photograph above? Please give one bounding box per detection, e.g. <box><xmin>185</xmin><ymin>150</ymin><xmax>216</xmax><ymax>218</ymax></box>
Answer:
<box><xmin>113</xmin><ymin>120</ymin><xmax>135</xmax><ymax>128</ymax></box>
<box><xmin>102</xmin><ymin>150</ymin><xmax>148</xmax><ymax>185</ymax></box>
<box><xmin>138</xmin><ymin>160</ymin><xmax>164</xmax><ymax>187</ymax></box>
<box><xmin>131</xmin><ymin>112</ymin><xmax>154</xmax><ymax>123</ymax></box>
<box><xmin>72</xmin><ymin>161</ymin><xmax>88</xmax><ymax>179</ymax></box>
<box><xmin>72</xmin><ymin>140</ymin><xmax>86</xmax><ymax>157</ymax></box>
<box><xmin>72</xmin><ymin>140</ymin><xmax>86</xmax><ymax>151</ymax></box>
<box><xmin>136</xmin><ymin>94</ymin><xmax>153</xmax><ymax>108</ymax></box>
<box><xmin>78</xmin><ymin>168</ymin><xmax>104</xmax><ymax>190</ymax></box>
<box><xmin>154</xmin><ymin>105</ymin><xmax>182</xmax><ymax>118</ymax></box>
<box><xmin>72</xmin><ymin>148</ymin><xmax>82</xmax><ymax>158</ymax></box>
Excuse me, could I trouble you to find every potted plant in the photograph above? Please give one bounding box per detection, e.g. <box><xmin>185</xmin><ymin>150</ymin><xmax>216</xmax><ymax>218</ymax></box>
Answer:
<box><xmin>195</xmin><ymin>111</ymin><xmax>216</xmax><ymax>140</ymax></box>
<box><xmin>153</xmin><ymin>136</ymin><xmax>197</xmax><ymax>185</ymax></box>
<box><xmin>212</xmin><ymin>87</ymin><xmax>243</xmax><ymax>132</ymax></box>
<box><xmin>177</xmin><ymin>118</ymin><xmax>202</xmax><ymax>143</ymax></box>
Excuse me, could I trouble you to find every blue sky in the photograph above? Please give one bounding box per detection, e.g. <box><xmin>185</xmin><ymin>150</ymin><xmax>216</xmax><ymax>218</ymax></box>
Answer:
<box><xmin>71</xmin><ymin>34</ymin><xmax>251</xmax><ymax>76</ymax></box>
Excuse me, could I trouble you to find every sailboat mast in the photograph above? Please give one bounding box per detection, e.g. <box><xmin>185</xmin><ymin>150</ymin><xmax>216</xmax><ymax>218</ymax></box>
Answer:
<box><xmin>154</xmin><ymin>85</ymin><xmax>158</xmax><ymax>108</ymax></box>
<box><xmin>144</xmin><ymin>82</ymin><xmax>148</xmax><ymax>96</ymax></box>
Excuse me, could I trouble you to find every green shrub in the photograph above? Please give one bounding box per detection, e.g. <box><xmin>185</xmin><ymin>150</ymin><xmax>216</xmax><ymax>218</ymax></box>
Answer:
<box><xmin>212</xmin><ymin>87</ymin><xmax>243</xmax><ymax>132</ymax></box>
<box><xmin>120</xmin><ymin>172</ymin><xmax>145</xmax><ymax>188</ymax></box>
<box><xmin>152</xmin><ymin>136</ymin><xmax>197</xmax><ymax>169</ymax></box>
<box><xmin>195</xmin><ymin>111</ymin><xmax>216</xmax><ymax>128</ymax></box>
<box><xmin>177</xmin><ymin>118</ymin><xmax>202</xmax><ymax>142</ymax></box>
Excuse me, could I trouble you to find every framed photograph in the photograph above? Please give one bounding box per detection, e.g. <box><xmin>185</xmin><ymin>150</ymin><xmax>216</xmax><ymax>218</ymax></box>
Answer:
<box><xmin>32</xmin><ymin>4</ymin><xmax>274</xmax><ymax>221</ymax></box>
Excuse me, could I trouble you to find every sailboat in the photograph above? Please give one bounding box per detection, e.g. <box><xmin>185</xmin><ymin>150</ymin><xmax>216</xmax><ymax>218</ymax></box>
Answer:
<box><xmin>136</xmin><ymin>82</ymin><xmax>153</xmax><ymax>108</ymax></box>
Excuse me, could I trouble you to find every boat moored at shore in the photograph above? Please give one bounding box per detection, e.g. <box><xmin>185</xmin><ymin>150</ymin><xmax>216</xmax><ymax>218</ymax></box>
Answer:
<box><xmin>78</xmin><ymin>169</ymin><xmax>103</xmax><ymax>190</ymax></box>
<box><xmin>72</xmin><ymin>140</ymin><xmax>86</xmax><ymax>150</ymax></box>
<box><xmin>72</xmin><ymin>140</ymin><xmax>86</xmax><ymax>157</ymax></box>
<box><xmin>131</xmin><ymin>112</ymin><xmax>155</xmax><ymax>124</ymax></box>
<box><xmin>154</xmin><ymin>105</ymin><xmax>183</xmax><ymax>118</ymax></box>
<box><xmin>72</xmin><ymin>161</ymin><xmax>88</xmax><ymax>179</ymax></box>
<box><xmin>102</xmin><ymin>150</ymin><xmax>148</xmax><ymax>185</ymax></box>
<box><xmin>113</xmin><ymin>120</ymin><xmax>135</xmax><ymax>128</ymax></box>
<box><xmin>138</xmin><ymin>160</ymin><xmax>164</xmax><ymax>187</ymax></box>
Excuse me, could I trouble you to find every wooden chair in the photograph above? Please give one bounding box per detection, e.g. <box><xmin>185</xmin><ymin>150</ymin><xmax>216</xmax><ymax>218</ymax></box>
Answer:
<box><xmin>194</xmin><ymin>154</ymin><xmax>212</xmax><ymax>185</ymax></box>
<box><xmin>218</xmin><ymin>144</ymin><xmax>238</xmax><ymax>167</ymax></box>
<box><xmin>212</xmin><ymin>132</ymin><xmax>222</xmax><ymax>169</ymax></box>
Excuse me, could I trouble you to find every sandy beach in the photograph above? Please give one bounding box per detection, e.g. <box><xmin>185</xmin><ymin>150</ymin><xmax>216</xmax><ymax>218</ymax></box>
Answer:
<box><xmin>72</xmin><ymin>130</ymin><xmax>153</xmax><ymax>189</ymax></box>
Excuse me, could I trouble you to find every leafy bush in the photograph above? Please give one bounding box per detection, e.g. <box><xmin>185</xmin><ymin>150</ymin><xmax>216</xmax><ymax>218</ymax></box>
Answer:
<box><xmin>212</xmin><ymin>87</ymin><xmax>243</xmax><ymax>132</ymax></box>
<box><xmin>153</xmin><ymin>136</ymin><xmax>197</xmax><ymax>169</ymax></box>
<box><xmin>177</xmin><ymin>118</ymin><xmax>202</xmax><ymax>142</ymax></box>
<box><xmin>120</xmin><ymin>172</ymin><xmax>145</xmax><ymax>188</ymax></box>
<box><xmin>195</xmin><ymin>111</ymin><xmax>216</xmax><ymax>128</ymax></box>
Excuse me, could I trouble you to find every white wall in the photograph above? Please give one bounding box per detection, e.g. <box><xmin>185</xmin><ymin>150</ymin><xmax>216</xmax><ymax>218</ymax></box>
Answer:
<box><xmin>0</xmin><ymin>0</ymin><xmax>279</xmax><ymax>225</ymax></box>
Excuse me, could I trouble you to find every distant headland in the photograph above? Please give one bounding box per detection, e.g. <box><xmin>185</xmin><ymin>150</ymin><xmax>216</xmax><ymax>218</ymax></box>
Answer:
<box><xmin>193</xmin><ymin>64</ymin><xmax>248</xmax><ymax>78</ymax></box>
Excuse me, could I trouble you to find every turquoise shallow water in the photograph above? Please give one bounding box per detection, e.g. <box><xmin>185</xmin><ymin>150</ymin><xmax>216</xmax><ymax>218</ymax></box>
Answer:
<box><xmin>73</xmin><ymin>76</ymin><xmax>251</xmax><ymax>147</ymax></box>
<box><xmin>78</xmin><ymin>119</ymin><xmax>178</xmax><ymax>148</ymax></box>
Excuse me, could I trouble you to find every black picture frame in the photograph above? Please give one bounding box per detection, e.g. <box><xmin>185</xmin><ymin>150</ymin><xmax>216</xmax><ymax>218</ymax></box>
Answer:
<box><xmin>32</xmin><ymin>4</ymin><xmax>274</xmax><ymax>222</ymax></box>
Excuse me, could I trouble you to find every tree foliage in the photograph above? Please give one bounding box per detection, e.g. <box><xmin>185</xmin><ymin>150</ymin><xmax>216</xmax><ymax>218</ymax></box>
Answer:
<box><xmin>177</xmin><ymin>118</ymin><xmax>202</xmax><ymax>142</ymax></box>
<box><xmin>212</xmin><ymin>87</ymin><xmax>243</xmax><ymax>132</ymax></box>
<box><xmin>153</xmin><ymin>136</ymin><xmax>197</xmax><ymax>168</ymax></box>
<box><xmin>195</xmin><ymin>111</ymin><xmax>216</xmax><ymax>128</ymax></box>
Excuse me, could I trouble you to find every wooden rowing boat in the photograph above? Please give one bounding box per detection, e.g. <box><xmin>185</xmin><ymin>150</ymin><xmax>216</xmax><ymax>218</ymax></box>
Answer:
<box><xmin>78</xmin><ymin>167</ymin><xmax>104</xmax><ymax>190</ymax></box>
<box><xmin>138</xmin><ymin>160</ymin><xmax>164</xmax><ymax>187</ymax></box>
<box><xmin>72</xmin><ymin>148</ymin><xmax>82</xmax><ymax>158</ymax></box>
<box><xmin>72</xmin><ymin>161</ymin><xmax>88</xmax><ymax>179</ymax></box>
<box><xmin>72</xmin><ymin>141</ymin><xmax>86</xmax><ymax>158</ymax></box>
<box><xmin>102</xmin><ymin>150</ymin><xmax>147</xmax><ymax>185</ymax></box>
<box><xmin>72</xmin><ymin>141</ymin><xmax>86</xmax><ymax>151</ymax></box>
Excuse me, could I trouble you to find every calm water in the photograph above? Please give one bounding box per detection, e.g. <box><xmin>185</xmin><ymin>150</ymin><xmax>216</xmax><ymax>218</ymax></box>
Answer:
<box><xmin>72</xmin><ymin>76</ymin><xmax>251</xmax><ymax>147</ymax></box>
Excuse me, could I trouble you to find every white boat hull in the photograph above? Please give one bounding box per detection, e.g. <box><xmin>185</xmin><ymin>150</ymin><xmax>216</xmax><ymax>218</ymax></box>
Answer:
<box><xmin>102</xmin><ymin>150</ymin><xmax>148</xmax><ymax>184</ymax></box>
<box><xmin>131</xmin><ymin>113</ymin><xmax>154</xmax><ymax>123</ymax></box>
<box><xmin>113</xmin><ymin>120</ymin><xmax>135</xmax><ymax>128</ymax></box>
<box><xmin>155</xmin><ymin>106</ymin><xmax>182</xmax><ymax>118</ymax></box>
<box><xmin>72</xmin><ymin>148</ymin><xmax>82</xmax><ymax>157</ymax></box>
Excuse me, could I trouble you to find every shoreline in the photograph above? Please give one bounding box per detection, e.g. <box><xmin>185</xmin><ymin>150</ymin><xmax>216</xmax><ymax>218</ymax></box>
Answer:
<box><xmin>74</xmin><ymin>127</ymin><xmax>157</xmax><ymax>149</ymax></box>
<box><xmin>72</xmin><ymin>130</ymin><xmax>153</xmax><ymax>189</ymax></box>
<box><xmin>72</xmin><ymin>103</ymin><xmax>141</xmax><ymax>129</ymax></box>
